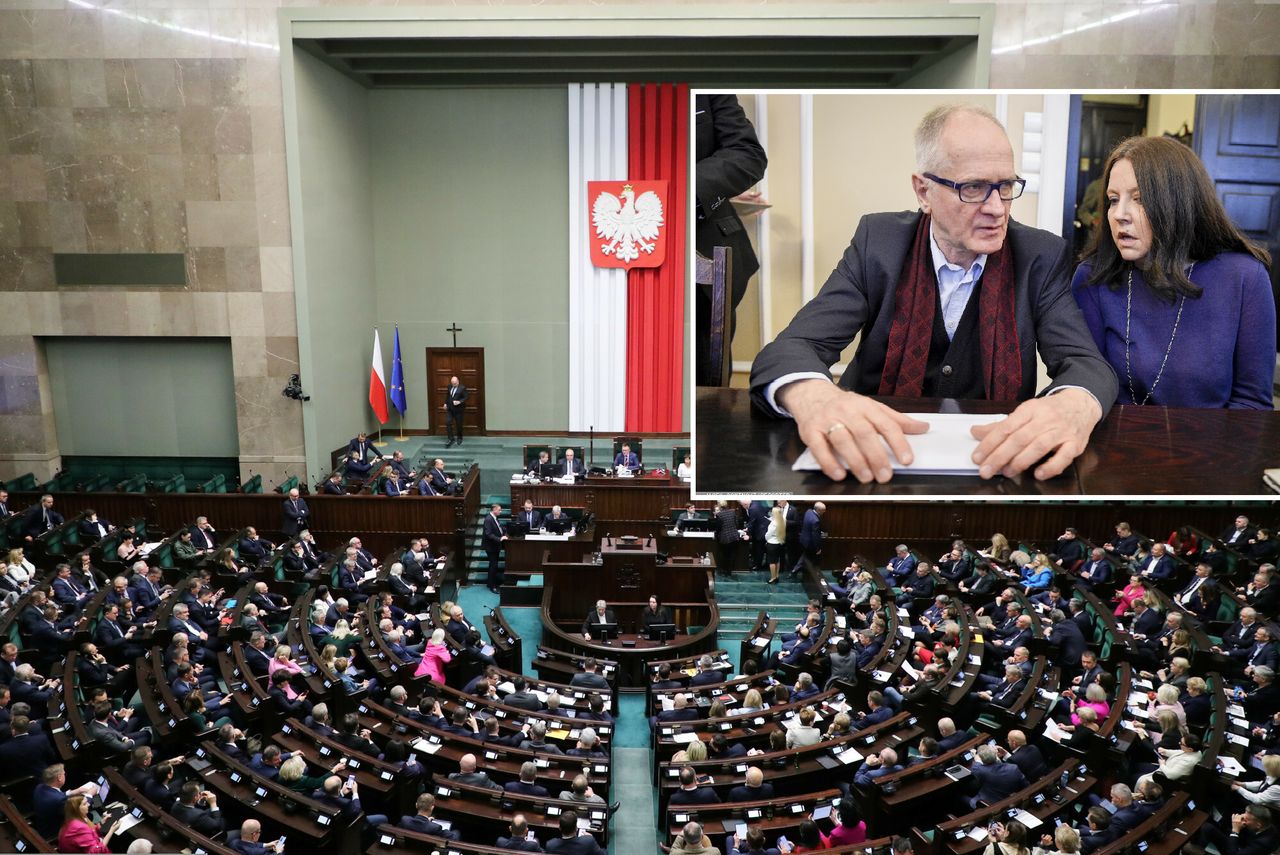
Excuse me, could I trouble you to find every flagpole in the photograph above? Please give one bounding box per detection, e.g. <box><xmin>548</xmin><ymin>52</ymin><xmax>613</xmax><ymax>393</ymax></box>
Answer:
<box><xmin>398</xmin><ymin>411</ymin><xmax>405</xmax><ymax>442</ymax></box>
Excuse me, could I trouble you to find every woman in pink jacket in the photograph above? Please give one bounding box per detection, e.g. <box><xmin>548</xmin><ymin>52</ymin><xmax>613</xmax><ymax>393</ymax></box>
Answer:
<box><xmin>415</xmin><ymin>627</ymin><xmax>452</xmax><ymax>683</ymax></box>
<box><xmin>1112</xmin><ymin>573</ymin><xmax>1146</xmax><ymax>616</ymax></box>
<box><xmin>58</xmin><ymin>795</ymin><xmax>117</xmax><ymax>854</ymax></box>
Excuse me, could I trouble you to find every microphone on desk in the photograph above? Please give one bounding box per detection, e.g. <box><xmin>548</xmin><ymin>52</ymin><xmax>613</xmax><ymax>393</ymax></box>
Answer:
<box><xmin>605</xmin><ymin>532</ymin><xmax>612</xmax><ymax>546</ymax></box>
<box><xmin>645</xmin><ymin>535</ymin><xmax>653</xmax><ymax>547</ymax></box>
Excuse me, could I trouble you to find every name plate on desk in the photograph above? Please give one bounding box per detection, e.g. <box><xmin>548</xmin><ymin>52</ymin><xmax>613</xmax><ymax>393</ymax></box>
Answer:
<box><xmin>525</xmin><ymin>533</ymin><xmax>573</xmax><ymax>541</ymax></box>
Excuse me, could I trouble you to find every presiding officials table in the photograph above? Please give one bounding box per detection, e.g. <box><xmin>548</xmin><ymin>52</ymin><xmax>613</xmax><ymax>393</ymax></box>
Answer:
<box><xmin>696</xmin><ymin>388</ymin><xmax>1280</xmax><ymax>496</ymax></box>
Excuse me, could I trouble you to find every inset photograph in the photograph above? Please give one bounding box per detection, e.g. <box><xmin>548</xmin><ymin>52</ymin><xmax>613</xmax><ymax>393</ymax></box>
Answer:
<box><xmin>694</xmin><ymin>92</ymin><xmax>1280</xmax><ymax>497</ymax></box>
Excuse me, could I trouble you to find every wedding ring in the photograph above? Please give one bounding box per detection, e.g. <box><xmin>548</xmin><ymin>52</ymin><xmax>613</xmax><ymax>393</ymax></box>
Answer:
<box><xmin>827</xmin><ymin>422</ymin><xmax>847</xmax><ymax>436</ymax></box>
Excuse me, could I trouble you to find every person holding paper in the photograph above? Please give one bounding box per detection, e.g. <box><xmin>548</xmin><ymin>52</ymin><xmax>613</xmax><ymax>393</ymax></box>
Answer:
<box><xmin>750</xmin><ymin>104</ymin><xmax>1116</xmax><ymax>483</ymax></box>
<box><xmin>1072</xmin><ymin>135</ymin><xmax>1274</xmax><ymax>409</ymax></box>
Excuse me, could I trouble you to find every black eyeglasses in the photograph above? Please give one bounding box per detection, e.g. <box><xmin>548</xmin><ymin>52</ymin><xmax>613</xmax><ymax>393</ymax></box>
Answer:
<box><xmin>924</xmin><ymin>173</ymin><xmax>1026</xmax><ymax>204</ymax></box>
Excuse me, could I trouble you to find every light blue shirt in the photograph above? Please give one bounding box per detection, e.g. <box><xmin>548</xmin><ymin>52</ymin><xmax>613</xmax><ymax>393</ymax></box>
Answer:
<box><xmin>929</xmin><ymin>227</ymin><xmax>986</xmax><ymax>340</ymax></box>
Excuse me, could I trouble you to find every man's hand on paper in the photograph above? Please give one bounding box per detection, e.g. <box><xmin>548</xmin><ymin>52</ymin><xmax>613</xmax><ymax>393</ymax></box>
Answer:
<box><xmin>970</xmin><ymin>388</ymin><xmax>1101</xmax><ymax>481</ymax></box>
<box><xmin>778</xmin><ymin>380</ymin><xmax>928</xmax><ymax>483</ymax></box>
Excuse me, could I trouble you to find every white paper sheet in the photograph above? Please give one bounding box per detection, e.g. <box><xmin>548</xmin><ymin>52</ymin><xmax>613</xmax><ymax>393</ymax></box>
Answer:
<box><xmin>792</xmin><ymin>412</ymin><xmax>1005</xmax><ymax>476</ymax></box>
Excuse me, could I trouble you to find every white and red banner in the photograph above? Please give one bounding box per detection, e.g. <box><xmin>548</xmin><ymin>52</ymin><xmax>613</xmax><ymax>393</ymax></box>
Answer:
<box><xmin>568</xmin><ymin>84</ymin><xmax>687</xmax><ymax>433</ymax></box>
<box><xmin>369</xmin><ymin>328</ymin><xmax>388</xmax><ymax>424</ymax></box>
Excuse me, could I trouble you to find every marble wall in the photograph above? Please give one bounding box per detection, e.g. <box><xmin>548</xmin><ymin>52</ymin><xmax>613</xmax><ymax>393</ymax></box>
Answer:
<box><xmin>0</xmin><ymin>0</ymin><xmax>1276</xmax><ymax>485</ymax></box>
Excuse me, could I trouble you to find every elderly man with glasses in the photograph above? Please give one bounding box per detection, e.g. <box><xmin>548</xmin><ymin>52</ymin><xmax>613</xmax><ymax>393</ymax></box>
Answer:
<box><xmin>751</xmin><ymin>103</ymin><xmax>1117</xmax><ymax>485</ymax></box>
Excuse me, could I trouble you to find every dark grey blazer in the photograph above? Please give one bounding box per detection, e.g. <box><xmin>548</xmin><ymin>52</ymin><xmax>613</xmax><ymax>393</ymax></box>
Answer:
<box><xmin>749</xmin><ymin>210</ymin><xmax>1117</xmax><ymax>414</ymax></box>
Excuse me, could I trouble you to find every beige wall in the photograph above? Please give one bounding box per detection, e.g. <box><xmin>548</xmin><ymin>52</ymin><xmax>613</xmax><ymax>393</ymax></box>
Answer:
<box><xmin>1148</xmin><ymin>94</ymin><xmax>1197</xmax><ymax>138</ymax></box>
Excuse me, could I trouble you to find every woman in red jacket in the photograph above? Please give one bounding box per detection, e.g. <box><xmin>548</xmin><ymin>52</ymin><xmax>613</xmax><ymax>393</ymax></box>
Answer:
<box><xmin>57</xmin><ymin>794</ymin><xmax>118</xmax><ymax>854</ymax></box>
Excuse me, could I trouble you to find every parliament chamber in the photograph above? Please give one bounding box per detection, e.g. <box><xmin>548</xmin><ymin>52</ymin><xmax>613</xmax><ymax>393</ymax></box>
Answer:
<box><xmin>0</xmin><ymin>465</ymin><xmax>1278</xmax><ymax>855</ymax></box>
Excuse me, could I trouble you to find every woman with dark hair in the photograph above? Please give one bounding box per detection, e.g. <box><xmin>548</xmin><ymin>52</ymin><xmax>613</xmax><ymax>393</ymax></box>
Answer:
<box><xmin>826</xmin><ymin>798</ymin><xmax>866</xmax><ymax>846</ymax></box>
<box><xmin>792</xmin><ymin>818</ymin><xmax>830</xmax><ymax>853</ymax></box>
<box><xmin>1072</xmin><ymin>134</ymin><xmax>1275</xmax><ymax>409</ymax></box>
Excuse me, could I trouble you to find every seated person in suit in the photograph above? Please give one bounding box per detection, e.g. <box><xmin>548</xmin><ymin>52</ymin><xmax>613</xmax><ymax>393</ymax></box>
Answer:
<box><xmin>171</xmin><ymin>780</ymin><xmax>225</xmax><ymax>838</ymax></box>
<box><xmin>383</xmin><ymin>467</ymin><xmax>407</xmax><ymax>497</ymax></box>
<box><xmin>387</xmin><ymin>450</ymin><xmax>415</xmax><ymax>479</ymax></box>
<box><xmin>581</xmin><ymin>600</ymin><xmax>616</xmax><ymax>640</ymax></box>
<box><xmin>504</xmin><ymin>762</ymin><xmax>550</xmax><ymax>797</ymax></box>
<box><xmin>570</xmin><ymin>658</ymin><xmax>611</xmax><ymax>690</ymax></box>
<box><xmin>344</xmin><ymin>451</ymin><xmax>372</xmax><ymax>480</ymax></box>
<box><xmin>448</xmin><ymin>753</ymin><xmax>502</xmax><ymax>790</ymax></box>
<box><xmin>321</xmin><ymin>472</ymin><xmax>346</xmax><ymax>494</ymax></box>
<box><xmin>528</xmin><ymin>450</ymin><xmax>553</xmax><ymax>478</ymax></box>
<box><xmin>749</xmin><ymin>104</ymin><xmax>1116</xmax><ymax>485</ymax></box>
<box><xmin>239</xmin><ymin>527</ymin><xmax>272</xmax><ymax>564</ymax></box>
<box><xmin>853</xmin><ymin>747</ymin><xmax>903</xmax><ymax>787</ymax></box>
<box><xmin>230</xmin><ymin>819</ymin><xmax>284</xmax><ymax>855</ymax></box>
<box><xmin>399</xmin><ymin>792</ymin><xmax>460</xmax><ymax>840</ymax></box>
<box><xmin>497</xmin><ymin>814</ymin><xmax>543</xmax><ymax>852</ymax></box>
<box><xmin>559</xmin><ymin>448</ymin><xmax>584</xmax><ymax>478</ymax></box>
<box><xmin>428</xmin><ymin>458</ymin><xmax>455</xmax><ymax>493</ymax></box>
<box><xmin>78</xmin><ymin>510</ymin><xmax>113</xmax><ymax>543</ymax></box>
<box><xmin>545</xmin><ymin>811</ymin><xmax>605</xmax><ymax>855</ymax></box>
<box><xmin>669</xmin><ymin>766</ymin><xmax>720</xmax><ymax>806</ymax></box>
<box><xmin>543</xmin><ymin>505</ymin><xmax>573</xmax><ymax>533</ymax></box>
<box><xmin>969</xmin><ymin>744</ymin><xmax>1028</xmax><ymax>808</ymax></box>
<box><xmin>614</xmin><ymin>442</ymin><xmax>641</xmax><ymax>473</ymax></box>
<box><xmin>676</xmin><ymin>503</ymin><xmax>703</xmax><ymax>531</ymax></box>
<box><xmin>728</xmin><ymin>766</ymin><xmax>775</xmax><ymax>802</ymax></box>
<box><xmin>515</xmin><ymin>499</ymin><xmax>543</xmax><ymax>532</ymax></box>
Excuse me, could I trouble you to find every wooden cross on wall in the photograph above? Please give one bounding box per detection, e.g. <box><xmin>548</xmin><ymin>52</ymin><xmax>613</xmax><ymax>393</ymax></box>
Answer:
<box><xmin>446</xmin><ymin>323</ymin><xmax>462</xmax><ymax>348</ymax></box>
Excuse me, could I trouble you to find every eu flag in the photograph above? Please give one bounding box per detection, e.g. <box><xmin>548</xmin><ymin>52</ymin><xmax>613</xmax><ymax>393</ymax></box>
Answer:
<box><xmin>390</xmin><ymin>326</ymin><xmax>407</xmax><ymax>415</ymax></box>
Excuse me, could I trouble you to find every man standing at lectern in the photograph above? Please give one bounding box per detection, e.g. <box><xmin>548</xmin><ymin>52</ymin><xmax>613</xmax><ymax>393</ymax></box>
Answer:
<box><xmin>443</xmin><ymin>376</ymin><xmax>468</xmax><ymax>448</ymax></box>
<box><xmin>483</xmin><ymin>503</ymin><xmax>507</xmax><ymax>593</ymax></box>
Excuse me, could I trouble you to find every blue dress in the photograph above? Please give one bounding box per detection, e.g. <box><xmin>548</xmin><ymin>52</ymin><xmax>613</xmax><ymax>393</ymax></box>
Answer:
<box><xmin>1071</xmin><ymin>253</ymin><xmax>1275</xmax><ymax>409</ymax></box>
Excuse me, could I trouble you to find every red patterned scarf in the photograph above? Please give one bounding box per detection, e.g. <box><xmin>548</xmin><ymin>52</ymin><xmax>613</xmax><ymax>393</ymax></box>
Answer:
<box><xmin>878</xmin><ymin>213</ymin><xmax>1021</xmax><ymax>400</ymax></box>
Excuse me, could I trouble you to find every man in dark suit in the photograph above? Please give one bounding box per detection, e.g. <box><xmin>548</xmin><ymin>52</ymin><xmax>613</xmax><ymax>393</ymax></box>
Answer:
<box><xmin>727</xmin><ymin>766</ymin><xmax>774</xmax><ymax>802</ymax></box>
<box><xmin>545</xmin><ymin>812</ymin><xmax>605</xmax><ymax>855</ymax></box>
<box><xmin>345</xmin><ymin>451</ymin><xmax>372</xmax><ymax>480</ymax></box>
<box><xmin>0</xmin><ymin>489</ymin><xmax>10</xmax><ymax>520</ymax></box>
<box><xmin>78</xmin><ymin>510</ymin><xmax>113</xmax><ymax>542</ymax></box>
<box><xmin>230</xmin><ymin>819</ymin><xmax>283</xmax><ymax>855</ymax></box>
<box><xmin>1230</xmin><ymin>627</ymin><xmax>1279</xmax><ymax>678</ymax></box>
<box><xmin>1002</xmin><ymin>730</ymin><xmax>1048</xmax><ymax>780</ymax></box>
<box><xmin>1051</xmin><ymin>527</ymin><xmax>1086</xmax><ymax>570</ymax></box>
<box><xmin>503</xmin><ymin>676</ymin><xmax>544</xmax><ymax>712</ymax></box>
<box><xmin>1136</xmin><ymin>543</ymin><xmax>1174</xmax><ymax>581</ymax></box>
<box><xmin>427</xmin><ymin>458</ymin><xmax>455</xmax><ymax>494</ymax></box>
<box><xmin>748</xmin><ymin>105</ymin><xmax>1116</xmax><ymax>486</ymax></box>
<box><xmin>1221</xmin><ymin>515</ymin><xmax>1257</xmax><ymax>548</ymax></box>
<box><xmin>400</xmin><ymin>793</ymin><xmax>461</xmax><ymax>840</ymax></box>
<box><xmin>23</xmin><ymin>494</ymin><xmax>63</xmax><ymax>541</ymax></box>
<box><xmin>190</xmin><ymin>516</ymin><xmax>218</xmax><ymax>551</ymax></box>
<box><xmin>581</xmin><ymin>602</ymin><xmax>616</xmax><ymax>641</ymax></box>
<box><xmin>322</xmin><ymin>472</ymin><xmax>346</xmax><ymax>495</ymax></box>
<box><xmin>0</xmin><ymin>715</ymin><xmax>54</xmax><ymax>773</ymax></box>
<box><xmin>1246</xmin><ymin>572</ymin><xmax>1280</xmax><ymax>618</ymax></box>
<box><xmin>513</xmin><ymin>499</ymin><xmax>543</xmax><ymax>533</ymax></box>
<box><xmin>853</xmin><ymin>748</ymin><xmax>903</xmax><ymax>787</ymax></box>
<box><xmin>695</xmin><ymin>93</ymin><xmax>767</xmax><ymax>386</ymax></box>
<box><xmin>969</xmin><ymin>745</ymin><xmax>1027</xmax><ymax>807</ymax></box>
<box><xmin>791</xmin><ymin>502</ymin><xmax>825</xmax><ymax>577</ymax></box>
<box><xmin>558</xmin><ymin>448</ymin><xmax>584</xmax><ymax>479</ymax></box>
<box><xmin>504</xmin><ymin>763</ymin><xmax>551</xmax><ymax>798</ymax></box>
<box><xmin>976</xmin><ymin>666</ymin><xmax>1027</xmax><ymax>710</ymax></box>
<box><xmin>448</xmin><ymin>753</ymin><xmax>502</xmax><ymax>790</ymax></box>
<box><xmin>239</xmin><ymin>527</ymin><xmax>272</xmax><ymax>565</ymax></box>
<box><xmin>570</xmin><ymin>658</ymin><xmax>611</xmax><ymax>691</ymax></box>
<box><xmin>688</xmin><ymin>655</ymin><xmax>724</xmax><ymax>687</ymax></box>
<box><xmin>170</xmin><ymin>781</ymin><xmax>225</xmax><ymax>838</ymax></box>
<box><xmin>483</xmin><ymin>503</ymin><xmax>507</xmax><ymax>593</ymax></box>
<box><xmin>443</xmin><ymin>375</ymin><xmax>468</xmax><ymax>447</ymax></box>
<box><xmin>1217</xmin><ymin>608</ymin><xmax>1262</xmax><ymax>656</ymax></box>
<box><xmin>669</xmin><ymin>767</ymin><xmax>721</xmax><ymax>806</ymax></box>
<box><xmin>348</xmin><ymin>432</ymin><xmax>380</xmax><ymax>462</ymax></box>
<box><xmin>281</xmin><ymin>487</ymin><xmax>310</xmax><ymax>537</ymax></box>
<box><xmin>1046</xmin><ymin>609</ymin><xmax>1087</xmax><ymax>670</ymax></box>
<box><xmin>1198</xmin><ymin>805</ymin><xmax>1279</xmax><ymax>855</ymax></box>
<box><xmin>1077</xmin><ymin>548</ymin><xmax>1112</xmax><ymax>590</ymax></box>
<box><xmin>851</xmin><ymin>691</ymin><xmax>893</xmax><ymax>731</ymax></box>
<box><xmin>1129</xmin><ymin>600</ymin><xmax>1163</xmax><ymax>638</ymax></box>
<box><xmin>33</xmin><ymin>764</ymin><xmax>97</xmax><ymax>840</ymax></box>
<box><xmin>613</xmin><ymin>443</ymin><xmax>641</xmax><ymax>474</ymax></box>
<box><xmin>655</xmin><ymin>694</ymin><xmax>698</xmax><ymax>724</ymax></box>
<box><xmin>937</xmin><ymin>718</ymin><xmax>970</xmax><ymax>752</ymax></box>
<box><xmin>497</xmin><ymin>815</ymin><xmax>543</xmax><ymax>852</ymax></box>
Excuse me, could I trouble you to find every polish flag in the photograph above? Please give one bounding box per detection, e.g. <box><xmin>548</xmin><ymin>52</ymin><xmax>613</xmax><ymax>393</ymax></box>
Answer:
<box><xmin>369</xmin><ymin>329</ymin><xmax>389</xmax><ymax>424</ymax></box>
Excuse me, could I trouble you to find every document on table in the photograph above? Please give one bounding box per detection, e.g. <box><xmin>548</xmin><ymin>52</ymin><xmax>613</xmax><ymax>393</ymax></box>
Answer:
<box><xmin>792</xmin><ymin>412</ymin><xmax>1005</xmax><ymax>475</ymax></box>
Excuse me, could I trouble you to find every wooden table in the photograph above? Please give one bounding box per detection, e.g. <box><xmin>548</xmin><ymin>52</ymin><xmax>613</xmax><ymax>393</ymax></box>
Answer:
<box><xmin>510</xmin><ymin>476</ymin><xmax>690</xmax><ymax>534</ymax></box>
<box><xmin>696</xmin><ymin>388</ymin><xmax>1280</xmax><ymax>496</ymax></box>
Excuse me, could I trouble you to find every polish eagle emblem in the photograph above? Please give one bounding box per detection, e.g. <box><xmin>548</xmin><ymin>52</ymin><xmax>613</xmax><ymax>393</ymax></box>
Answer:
<box><xmin>588</xmin><ymin>180</ymin><xmax>668</xmax><ymax>268</ymax></box>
